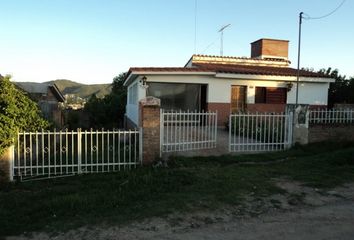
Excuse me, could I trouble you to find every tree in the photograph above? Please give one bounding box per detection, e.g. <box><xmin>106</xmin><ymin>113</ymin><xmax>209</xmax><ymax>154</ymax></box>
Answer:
<box><xmin>111</xmin><ymin>72</ymin><xmax>127</xmax><ymax>125</ymax></box>
<box><xmin>0</xmin><ymin>75</ymin><xmax>49</xmax><ymax>155</ymax></box>
<box><xmin>319</xmin><ymin>68</ymin><xmax>354</xmax><ymax>106</ymax></box>
<box><xmin>83</xmin><ymin>73</ymin><xmax>127</xmax><ymax>129</ymax></box>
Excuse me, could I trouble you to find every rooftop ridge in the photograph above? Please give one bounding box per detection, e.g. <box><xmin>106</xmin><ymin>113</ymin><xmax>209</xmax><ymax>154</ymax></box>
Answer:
<box><xmin>192</xmin><ymin>54</ymin><xmax>290</xmax><ymax>63</ymax></box>
<box><xmin>190</xmin><ymin>54</ymin><xmax>291</xmax><ymax>68</ymax></box>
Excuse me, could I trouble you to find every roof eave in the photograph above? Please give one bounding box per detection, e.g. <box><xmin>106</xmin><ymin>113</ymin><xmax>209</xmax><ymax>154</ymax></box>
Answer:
<box><xmin>123</xmin><ymin>71</ymin><xmax>216</xmax><ymax>86</ymax></box>
<box><xmin>50</xmin><ymin>84</ymin><xmax>65</xmax><ymax>102</ymax></box>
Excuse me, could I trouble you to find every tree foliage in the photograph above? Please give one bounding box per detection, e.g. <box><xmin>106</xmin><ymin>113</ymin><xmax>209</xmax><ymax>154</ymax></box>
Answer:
<box><xmin>0</xmin><ymin>75</ymin><xmax>49</xmax><ymax>155</ymax></box>
<box><xmin>319</xmin><ymin>68</ymin><xmax>354</xmax><ymax>106</ymax></box>
<box><xmin>83</xmin><ymin>73</ymin><xmax>127</xmax><ymax>129</ymax></box>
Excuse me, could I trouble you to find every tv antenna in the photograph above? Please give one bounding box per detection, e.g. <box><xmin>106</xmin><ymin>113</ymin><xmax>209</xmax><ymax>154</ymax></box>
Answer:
<box><xmin>218</xmin><ymin>24</ymin><xmax>231</xmax><ymax>56</ymax></box>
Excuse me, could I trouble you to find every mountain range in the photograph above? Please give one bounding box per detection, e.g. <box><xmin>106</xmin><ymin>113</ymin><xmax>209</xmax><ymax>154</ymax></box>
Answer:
<box><xmin>47</xmin><ymin>79</ymin><xmax>112</xmax><ymax>98</ymax></box>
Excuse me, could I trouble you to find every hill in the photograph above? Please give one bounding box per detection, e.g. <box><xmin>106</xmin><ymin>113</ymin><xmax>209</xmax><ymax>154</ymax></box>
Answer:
<box><xmin>47</xmin><ymin>79</ymin><xmax>112</xmax><ymax>99</ymax></box>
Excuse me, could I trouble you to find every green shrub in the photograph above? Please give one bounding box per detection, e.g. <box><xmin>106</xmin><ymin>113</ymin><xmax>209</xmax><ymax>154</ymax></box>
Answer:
<box><xmin>0</xmin><ymin>75</ymin><xmax>49</xmax><ymax>155</ymax></box>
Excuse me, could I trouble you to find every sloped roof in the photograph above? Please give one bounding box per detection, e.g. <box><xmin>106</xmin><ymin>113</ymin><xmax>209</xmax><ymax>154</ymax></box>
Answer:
<box><xmin>14</xmin><ymin>82</ymin><xmax>65</xmax><ymax>102</ymax></box>
<box><xmin>128</xmin><ymin>63</ymin><xmax>328</xmax><ymax>78</ymax></box>
<box><xmin>192</xmin><ymin>63</ymin><xmax>328</xmax><ymax>78</ymax></box>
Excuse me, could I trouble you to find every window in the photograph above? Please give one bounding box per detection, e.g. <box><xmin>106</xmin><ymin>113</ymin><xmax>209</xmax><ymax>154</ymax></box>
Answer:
<box><xmin>147</xmin><ymin>83</ymin><xmax>205</xmax><ymax>111</ymax></box>
<box><xmin>128</xmin><ymin>83</ymin><xmax>138</xmax><ymax>105</ymax></box>
<box><xmin>255</xmin><ymin>87</ymin><xmax>287</xmax><ymax>104</ymax></box>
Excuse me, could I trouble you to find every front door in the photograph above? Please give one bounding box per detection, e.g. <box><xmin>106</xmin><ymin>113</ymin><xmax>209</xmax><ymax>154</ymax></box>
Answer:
<box><xmin>231</xmin><ymin>85</ymin><xmax>246</xmax><ymax>113</ymax></box>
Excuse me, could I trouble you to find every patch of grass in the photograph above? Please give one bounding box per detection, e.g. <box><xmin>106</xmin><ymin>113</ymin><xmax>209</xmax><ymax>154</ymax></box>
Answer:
<box><xmin>0</xmin><ymin>141</ymin><xmax>353</xmax><ymax>236</ymax></box>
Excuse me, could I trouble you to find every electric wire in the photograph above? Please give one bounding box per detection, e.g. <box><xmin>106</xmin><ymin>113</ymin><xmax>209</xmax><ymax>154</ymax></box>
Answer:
<box><xmin>201</xmin><ymin>36</ymin><xmax>219</xmax><ymax>54</ymax></box>
<box><xmin>194</xmin><ymin>0</ymin><xmax>197</xmax><ymax>53</ymax></box>
<box><xmin>303</xmin><ymin>0</ymin><xmax>346</xmax><ymax>20</ymax></box>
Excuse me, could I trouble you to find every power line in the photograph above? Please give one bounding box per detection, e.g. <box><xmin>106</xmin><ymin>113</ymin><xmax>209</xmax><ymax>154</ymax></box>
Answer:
<box><xmin>201</xmin><ymin>36</ymin><xmax>219</xmax><ymax>54</ymax></box>
<box><xmin>194</xmin><ymin>0</ymin><xmax>197</xmax><ymax>54</ymax></box>
<box><xmin>303</xmin><ymin>0</ymin><xmax>346</xmax><ymax>20</ymax></box>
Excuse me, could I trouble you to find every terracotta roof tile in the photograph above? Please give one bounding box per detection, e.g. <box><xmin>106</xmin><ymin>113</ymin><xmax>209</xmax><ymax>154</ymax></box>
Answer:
<box><xmin>193</xmin><ymin>63</ymin><xmax>328</xmax><ymax>78</ymax></box>
<box><xmin>129</xmin><ymin>63</ymin><xmax>329</xmax><ymax>78</ymax></box>
<box><xmin>193</xmin><ymin>54</ymin><xmax>290</xmax><ymax>63</ymax></box>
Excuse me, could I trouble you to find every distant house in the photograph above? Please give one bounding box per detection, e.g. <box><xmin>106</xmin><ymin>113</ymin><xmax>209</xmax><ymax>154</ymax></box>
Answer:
<box><xmin>15</xmin><ymin>82</ymin><xmax>65</xmax><ymax>127</ymax></box>
<box><xmin>123</xmin><ymin>38</ymin><xmax>335</xmax><ymax>127</ymax></box>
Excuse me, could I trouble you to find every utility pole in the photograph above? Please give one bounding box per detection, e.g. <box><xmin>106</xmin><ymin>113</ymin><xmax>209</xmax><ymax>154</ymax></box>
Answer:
<box><xmin>295</xmin><ymin>12</ymin><xmax>303</xmax><ymax>107</ymax></box>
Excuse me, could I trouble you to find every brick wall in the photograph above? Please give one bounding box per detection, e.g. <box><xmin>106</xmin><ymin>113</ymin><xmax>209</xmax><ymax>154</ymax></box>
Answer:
<box><xmin>207</xmin><ymin>103</ymin><xmax>230</xmax><ymax>126</ymax></box>
<box><xmin>139</xmin><ymin>98</ymin><xmax>160</xmax><ymax>164</ymax></box>
<box><xmin>247</xmin><ymin>104</ymin><xmax>286</xmax><ymax>113</ymax></box>
<box><xmin>251</xmin><ymin>39</ymin><xmax>289</xmax><ymax>59</ymax></box>
<box><xmin>309</xmin><ymin>125</ymin><xmax>354</xmax><ymax>143</ymax></box>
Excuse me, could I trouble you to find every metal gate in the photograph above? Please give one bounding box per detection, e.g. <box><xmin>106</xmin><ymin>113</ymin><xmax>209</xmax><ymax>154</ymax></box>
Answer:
<box><xmin>160</xmin><ymin>110</ymin><xmax>218</xmax><ymax>153</ymax></box>
<box><xmin>13</xmin><ymin>129</ymin><xmax>142</xmax><ymax>181</ymax></box>
<box><xmin>229</xmin><ymin>112</ymin><xmax>293</xmax><ymax>152</ymax></box>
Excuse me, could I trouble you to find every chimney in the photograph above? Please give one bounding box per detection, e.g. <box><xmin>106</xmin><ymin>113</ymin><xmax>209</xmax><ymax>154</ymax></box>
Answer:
<box><xmin>251</xmin><ymin>38</ymin><xmax>289</xmax><ymax>60</ymax></box>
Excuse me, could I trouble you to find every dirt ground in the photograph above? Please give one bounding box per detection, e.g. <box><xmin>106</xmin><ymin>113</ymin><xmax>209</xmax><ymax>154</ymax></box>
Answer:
<box><xmin>8</xmin><ymin>181</ymin><xmax>354</xmax><ymax>240</ymax></box>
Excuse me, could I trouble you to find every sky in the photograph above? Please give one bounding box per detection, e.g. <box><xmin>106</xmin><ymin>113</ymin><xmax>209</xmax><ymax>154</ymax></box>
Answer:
<box><xmin>0</xmin><ymin>0</ymin><xmax>353</xmax><ymax>84</ymax></box>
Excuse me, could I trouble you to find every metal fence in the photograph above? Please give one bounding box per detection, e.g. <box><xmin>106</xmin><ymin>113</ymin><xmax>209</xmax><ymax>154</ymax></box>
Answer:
<box><xmin>160</xmin><ymin>110</ymin><xmax>218</xmax><ymax>153</ymax></box>
<box><xmin>13</xmin><ymin>129</ymin><xmax>142</xmax><ymax>181</ymax></box>
<box><xmin>309</xmin><ymin>109</ymin><xmax>354</xmax><ymax>124</ymax></box>
<box><xmin>229</xmin><ymin>112</ymin><xmax>293</xmax><ymax>152</ymax></box>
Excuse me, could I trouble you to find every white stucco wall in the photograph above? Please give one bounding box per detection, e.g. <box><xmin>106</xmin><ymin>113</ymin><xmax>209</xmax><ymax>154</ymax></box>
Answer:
<box><xmin>287</xmin><ymin>82</ymin><xmax>330</xmax><ymax>105</ymax></box>
<box><xmin>126</xmin><ymin>78</ymin><xmax>146</xmax><ymax>125</ymax></box>
<box><xmin>125</xmin><ymin>74</ymin><xmax>331</xmax><ymax>124</ymax></box>
<box><xmin>141</xmin><ymin>75</ymin><xmax>330</xmax><ymax>104</ymax></box>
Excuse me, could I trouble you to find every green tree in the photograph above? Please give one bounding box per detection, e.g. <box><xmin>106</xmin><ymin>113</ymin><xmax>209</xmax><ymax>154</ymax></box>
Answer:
<box><xmin>319</xmin><ymin>68</ymin><xmax>354</xmax><ymax>106</ymax></box>
<box><xmin>0</xmin><ymin>75</ymin><xmax>49</xmax><ymax>155</ymax></box>
<box><xmin>83</xmin><ymin>73</ymin><xmax>127</xmax><ymax>129</ymax></box>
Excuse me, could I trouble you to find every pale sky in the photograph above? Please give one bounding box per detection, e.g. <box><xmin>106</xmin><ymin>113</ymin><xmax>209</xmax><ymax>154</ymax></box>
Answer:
<box><xmin>0</xmin><ymin>0</ymin><xmax>353</xmax><ymax>84</ymax></box>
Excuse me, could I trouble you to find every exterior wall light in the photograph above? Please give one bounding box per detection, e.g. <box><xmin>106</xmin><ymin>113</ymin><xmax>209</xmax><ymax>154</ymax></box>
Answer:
<box><xmin>140</xmin><ymin>76</ymin><xmax>149</xmax><ymax>89</ymax></box>
<box><xmin>286</xmin><ymin>82</ymin><xmax>293</xmax><ymax>92</ymax></box>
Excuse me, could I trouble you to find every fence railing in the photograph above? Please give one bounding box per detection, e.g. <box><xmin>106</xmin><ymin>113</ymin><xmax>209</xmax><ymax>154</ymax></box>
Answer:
<box><xmin>229</xmin><ymin>112</ymin><xmax>293</xmax><ymax>152</ymax></box>
<box><xmin>309</xmin><ymin>109</ymin><xmax>354</xmax><ymax>124</ymax></box>
<box><xmin>14</xmin><ymin>129</ymin><xmax>142</xmax><ymax>180</ymax></box>
<box><xmin>160</xmin><ymin>110</ymin><xmax>218</xmax><ymax>153</ymax></box>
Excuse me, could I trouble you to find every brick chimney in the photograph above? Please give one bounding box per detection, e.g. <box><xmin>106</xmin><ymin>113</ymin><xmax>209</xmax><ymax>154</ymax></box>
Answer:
<box><xmin>251</xmin><ymin>38</ymin><xmax>289</xmax><ymax>60</ymax></box>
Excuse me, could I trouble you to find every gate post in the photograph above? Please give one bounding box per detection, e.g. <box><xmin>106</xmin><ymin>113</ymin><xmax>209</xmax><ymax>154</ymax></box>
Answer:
<box><xmin>0</xmin><ymin>145</ymin><xmax>14</xmax><ymax>183</ymax></box>
<box><xmin>77</xmin><ymin>128</ymin><xmax>82</xmax><ymax>174</ymax></box>
<box><xmin>287</xmin><ymin>104</ymin><xmax>309</xmax><ymax>145</ymax></box>
<box><xmin>139</xmin><ymin>97</ymin><xmax>161</xmax><ymax>165</ymax></box>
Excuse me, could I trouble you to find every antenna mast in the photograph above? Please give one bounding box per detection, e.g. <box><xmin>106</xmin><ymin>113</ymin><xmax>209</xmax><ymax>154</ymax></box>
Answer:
<box><xmin>218</xmin><ymin>24</ymin><xmax>231</xmax><ymax>56</ymax></box>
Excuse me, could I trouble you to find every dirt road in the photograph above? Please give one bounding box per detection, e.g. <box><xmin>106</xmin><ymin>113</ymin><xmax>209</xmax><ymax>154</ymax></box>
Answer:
<box><xmin>8</xmin><ymin>182</ymin><xmax>354</xmax><ymax>240</ymax></box>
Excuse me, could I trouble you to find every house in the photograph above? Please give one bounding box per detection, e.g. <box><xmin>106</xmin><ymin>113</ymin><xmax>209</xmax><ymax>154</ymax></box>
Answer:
<box><xmin>123</xmin><ymin>38</ymin><xmax>334</xmax><ymax>127</ymax></box>
<box><xmin>14</xmin><ymin>82</ymin><xmax>66</xmax><ymax>127</ymax></box>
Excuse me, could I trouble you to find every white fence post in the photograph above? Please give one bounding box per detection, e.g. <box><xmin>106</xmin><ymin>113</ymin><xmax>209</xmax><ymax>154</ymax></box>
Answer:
<box><xmin>139</xmin><ymin>127</ymin><xmax>143</xmax><ymax>164</ymax></box>
<box><xmin>77</xmin><ymin>128</ymin><xmax>82</xmax><ymax>174</ymax></box>
<box><xmin>228</xmin><ymin>114</ymin><xmax>232</xmax><ymax>153</ymax></box>
<box><xmin>9</xmin><ymin>145</ymin><xmax>14</xmax><ymax>181</ymax></box>
<box><xmin>160</xmin><ymin>109</ymin><xmax>164</xmax><ymax>157</ymax></box>
<box><xmin>288</xmin><ymin>111</ymin><xmax>294</xmax><ymax>149</ymax></box>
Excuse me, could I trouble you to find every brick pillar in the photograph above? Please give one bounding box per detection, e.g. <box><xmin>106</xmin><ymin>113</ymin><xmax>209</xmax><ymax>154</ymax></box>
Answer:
<box><xmin>139</xmin><ymin>97</ymin><xmax>161</xmax><ymax>165</ymax></box>
<box><xmin>0</xmin><ymin>146</ymin><xmax>14</xmax><ymax>183</ymax></box>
